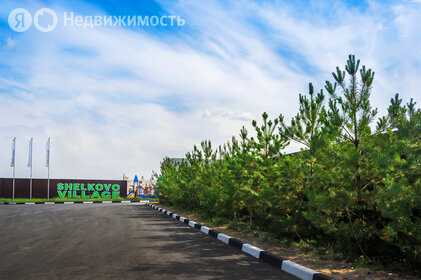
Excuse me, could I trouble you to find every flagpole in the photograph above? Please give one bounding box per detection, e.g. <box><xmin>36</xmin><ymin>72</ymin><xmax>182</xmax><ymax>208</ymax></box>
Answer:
<box><xmin>12</xmin><ymin>163</ymin><xmax>15</xmax><ymax>202</ymax></box>
<box><xmin>29</xmin><ymin>137</ymin><xmax>33</xmax><ymax>201</ymax></box>
<box><xmin>11</xmin><ymin>137</ymin><xmax>16</xmax><ymax>202</ymax></box>
<box><xmin>47</xmin><ymin>164</ymin><xmax>50</xmax><ymax>200</ymax></box>
<box><xmin>30</xmin><ymin>163</ymin><xmax>32</xmax><ymax>201</ymax></box>
<box><xmin>46</xmin><ymin>138</ymin><xmax>50</xmax><ymax>200</ymax></box>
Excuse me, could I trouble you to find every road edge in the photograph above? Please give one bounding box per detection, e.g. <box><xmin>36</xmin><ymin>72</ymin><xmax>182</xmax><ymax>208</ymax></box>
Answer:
<box><xmin>146</xmin><ymin>202</ymin><xmax>335</xmax><ymax>280</ymax></box>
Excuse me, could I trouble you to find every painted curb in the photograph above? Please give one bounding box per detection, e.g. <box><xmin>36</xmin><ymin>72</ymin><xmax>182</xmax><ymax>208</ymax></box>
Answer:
<box><xmin>145</xmin><ymin>203</ymin><xmax>335</xmax><ymax>280</ymax></box>
<box><xmin>0</xmin><ymin>200</ymin><xmax>148</xmax><ymax>205</ymax></box>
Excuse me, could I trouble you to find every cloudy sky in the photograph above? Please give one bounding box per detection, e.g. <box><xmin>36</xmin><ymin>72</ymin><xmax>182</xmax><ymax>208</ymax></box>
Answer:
<box><xmin>0</xmin><ymin>0</ymin><xmax>420</xmax><ymax>180</ymax></box>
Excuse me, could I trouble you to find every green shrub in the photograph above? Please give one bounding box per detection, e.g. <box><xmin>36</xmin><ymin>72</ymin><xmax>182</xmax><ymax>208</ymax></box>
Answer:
<box><xmin>155</xmin><ymin>55</ymin><xmax>421</xmax><ymax>270</ymax></box>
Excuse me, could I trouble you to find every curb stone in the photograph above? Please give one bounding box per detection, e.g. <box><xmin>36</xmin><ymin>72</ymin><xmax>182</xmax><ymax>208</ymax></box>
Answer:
<box><xmin>145</xmin><ymin>203</ymin><xmax>335</xmax><ymax>280</ymax></box>
<box><xmin>0</xmin><ymin>200</ymin><xmax>147</xmax><ymax>205</ymax></box>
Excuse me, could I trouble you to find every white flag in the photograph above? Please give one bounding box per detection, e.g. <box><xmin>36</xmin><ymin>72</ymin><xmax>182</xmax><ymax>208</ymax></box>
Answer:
<box><xmin>28</xmin><ymin>137</ymin><xmax>33</xmax><ymax>168</ymax></box>
<box><xmin>11</xmin><ymin>137</ymin><xmax>16</xmax><ymax>167</ymax></box>
<box><xmin>46</xmin><ymin>138</ymin><xmax>50</xmax><ymax>168</ymax></box>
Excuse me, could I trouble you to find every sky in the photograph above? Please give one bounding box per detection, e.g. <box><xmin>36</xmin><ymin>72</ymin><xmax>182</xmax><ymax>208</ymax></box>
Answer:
<box><xmin>0</xmin><ymin>0</ymin><xmax>420</xmax><ymax>180</ymax></box>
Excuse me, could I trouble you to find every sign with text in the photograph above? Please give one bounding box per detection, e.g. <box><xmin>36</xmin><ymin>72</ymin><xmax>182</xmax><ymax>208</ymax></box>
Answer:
<box><xmin>57</xmin><ymin>182</ymin><xmax>120</xmax><ymax>199</ymax></box>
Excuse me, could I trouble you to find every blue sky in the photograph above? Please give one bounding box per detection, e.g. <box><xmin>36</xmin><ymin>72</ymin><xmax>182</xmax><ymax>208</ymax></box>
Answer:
<box><xmin>0</xmin><ymin>0</ymin><xmax>420</xmax><ymax>179</ymax></box>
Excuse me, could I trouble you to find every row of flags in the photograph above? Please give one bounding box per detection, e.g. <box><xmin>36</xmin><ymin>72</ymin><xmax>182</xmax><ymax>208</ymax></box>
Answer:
<box><xmin>10</xmin><ymin>137</ymin><xmax>51</xmax><ymax>201</ymax></box>
<box><xmin>10</xmin><ymin>137</ymin><xmax>50</xmax><ymax>168</ymax></box>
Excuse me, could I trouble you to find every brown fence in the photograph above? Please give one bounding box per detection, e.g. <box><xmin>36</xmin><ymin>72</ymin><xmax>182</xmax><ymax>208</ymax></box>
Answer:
<box><xmin>0</xmin><ymin>178</ymin><xmax>127</xmax><ymax>199</ymax></box>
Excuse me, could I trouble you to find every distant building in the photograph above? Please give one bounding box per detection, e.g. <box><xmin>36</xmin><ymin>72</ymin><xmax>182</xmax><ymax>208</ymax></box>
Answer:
<box><xmin>169</xmin><ymin>158</ymin><xmax>186</xmax><ymax>164</ymax></box>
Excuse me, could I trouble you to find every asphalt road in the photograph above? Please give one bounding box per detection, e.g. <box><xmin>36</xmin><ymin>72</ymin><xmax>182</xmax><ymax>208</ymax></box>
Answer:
<box><xmin>0</xmin><ymin>203</ymin><xmax>297</xmax><ymax>280</ymax></box>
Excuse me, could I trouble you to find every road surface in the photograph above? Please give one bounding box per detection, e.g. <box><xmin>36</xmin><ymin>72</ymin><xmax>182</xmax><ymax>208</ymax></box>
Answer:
<box><xmin>0</xmin><ymin>203</ymin><xmax>297</xmax><ymax>279</ymax></box>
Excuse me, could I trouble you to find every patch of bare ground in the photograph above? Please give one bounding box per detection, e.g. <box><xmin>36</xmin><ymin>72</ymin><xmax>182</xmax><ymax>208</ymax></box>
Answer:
<box><xmin>151</xmin><ymin>203</ymin><xmax>420</xmax><ymax>280</ymax></box>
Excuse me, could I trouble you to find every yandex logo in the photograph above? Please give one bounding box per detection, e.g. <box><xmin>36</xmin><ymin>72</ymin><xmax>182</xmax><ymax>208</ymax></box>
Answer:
<box><xmin>57</xmin><ymin>183</ymin><xmax>120</xmax><ymax>199</ymax></box>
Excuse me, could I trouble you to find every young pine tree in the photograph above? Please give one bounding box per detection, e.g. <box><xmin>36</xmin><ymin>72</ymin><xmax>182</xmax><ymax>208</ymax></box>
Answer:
<box><xmin>279</xmin><ymin>83</ymin><xmax>326</xmax><ymax>153</ymax></box>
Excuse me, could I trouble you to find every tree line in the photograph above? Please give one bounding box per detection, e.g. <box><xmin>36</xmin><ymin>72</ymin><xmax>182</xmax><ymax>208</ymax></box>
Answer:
<box><xmin>156</xmin><ymin>55</ymin><xmax>420</xmax><ymax>269</ymax></box>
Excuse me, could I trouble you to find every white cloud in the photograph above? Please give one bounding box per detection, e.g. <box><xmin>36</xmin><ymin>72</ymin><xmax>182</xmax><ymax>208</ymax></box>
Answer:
<box><xmin>1</xmin><ymin>0</ymin><xmax>420</xmax><ymax>180</ymax></box>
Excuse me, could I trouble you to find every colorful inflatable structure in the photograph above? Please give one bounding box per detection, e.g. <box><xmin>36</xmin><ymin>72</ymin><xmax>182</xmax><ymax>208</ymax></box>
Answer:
<box><xmin>127</xmin><ymin>175</ymin><xmax>156</xmax><ymax>198</ymax></box>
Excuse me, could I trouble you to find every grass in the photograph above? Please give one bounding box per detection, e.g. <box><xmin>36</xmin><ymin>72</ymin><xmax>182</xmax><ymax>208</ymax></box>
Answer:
<box><xmin>0</xmin><ymin>197</ymin><xmax>155</xmax><ymax>203</ymax></box>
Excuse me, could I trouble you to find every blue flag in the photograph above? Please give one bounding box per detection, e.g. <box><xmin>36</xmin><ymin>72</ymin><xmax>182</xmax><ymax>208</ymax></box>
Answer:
<box><xmin>10</xmin><ymin>137</ymin><xmax>16</xmax><ymax>167</ymax></box>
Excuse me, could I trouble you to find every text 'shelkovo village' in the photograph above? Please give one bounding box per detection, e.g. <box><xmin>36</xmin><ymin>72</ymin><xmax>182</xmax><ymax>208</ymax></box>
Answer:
<box><xmin>57</xmin><ymin>183</ymin><xmax>120</xmax><ymax>199</ymax></box>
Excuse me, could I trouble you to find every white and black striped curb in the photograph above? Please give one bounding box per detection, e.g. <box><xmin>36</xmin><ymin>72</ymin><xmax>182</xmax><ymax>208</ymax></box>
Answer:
<box><xmin>0</xmin><ymin>200</ymin><xmax>149</xmax><ymax>205</ymax></box>
<box><xmin>146</xmin><ymin>203</ymin><xmax>334</xmax><ymax>280</ymax></box>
